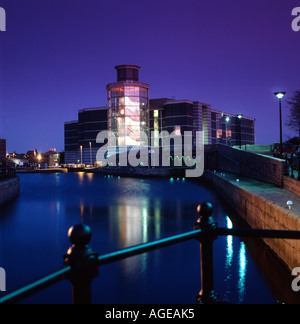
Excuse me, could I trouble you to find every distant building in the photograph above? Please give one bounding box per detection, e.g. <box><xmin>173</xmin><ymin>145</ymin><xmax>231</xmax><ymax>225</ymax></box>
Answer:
<box><xmin>42</xmin><ymin>150</ymin><xmax>61</xmax><ymax>167</ymax></box>
<box><xmin>0</xmin><ymin>139</ymin><xmax>6</xmax><ymax>163</ymax></box>
<box><xmin>64</xmin><ymin>65</ymin><xmax>256</xmax><ymax>164</ymax></box>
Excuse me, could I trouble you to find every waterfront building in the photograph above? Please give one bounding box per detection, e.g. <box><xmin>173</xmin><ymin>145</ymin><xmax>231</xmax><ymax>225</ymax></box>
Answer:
<box><xmin>64</xmin><ymin>65</ymin><xmax>256</xmax><ymax>164</ymax></box>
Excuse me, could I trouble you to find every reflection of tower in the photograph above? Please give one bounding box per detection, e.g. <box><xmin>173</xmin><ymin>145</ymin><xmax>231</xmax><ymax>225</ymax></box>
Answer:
<box><xmin>107</xmin><ymin>65</ymin><xmax>150</xmax><ymax>149</ymax></box>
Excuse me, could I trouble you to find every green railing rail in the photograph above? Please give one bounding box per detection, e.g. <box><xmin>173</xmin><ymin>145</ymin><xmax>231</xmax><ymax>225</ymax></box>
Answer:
<box><xmin>1</xmin><ymin>202</ymin><xmax>300</xmax><ymax>304</ymax></box>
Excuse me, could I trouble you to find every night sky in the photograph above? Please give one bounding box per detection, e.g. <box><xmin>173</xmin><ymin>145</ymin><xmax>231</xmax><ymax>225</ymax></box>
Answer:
<box><xmin>0</xmin><ymin>0</ymin><xmax>300</xmax><ymax>153</ymax></box>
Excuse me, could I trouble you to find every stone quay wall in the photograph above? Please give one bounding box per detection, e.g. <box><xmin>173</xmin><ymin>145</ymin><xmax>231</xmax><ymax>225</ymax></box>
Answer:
<box><xmin>0</xmin><ymin>177</ymin><xmax>20</xmax><ymax>206</ymax></box>
<box><xmin>203</xmin><ymin>171</ymin><xmax>300</xmax><ymax>272</ymax></box>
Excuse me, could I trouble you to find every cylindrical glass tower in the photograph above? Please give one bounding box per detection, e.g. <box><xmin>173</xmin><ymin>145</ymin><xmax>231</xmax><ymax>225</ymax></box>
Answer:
<box><xmin>107</xmin><ymin>65</ymin><xmax>150</xmax><ymax>148</ymax></box>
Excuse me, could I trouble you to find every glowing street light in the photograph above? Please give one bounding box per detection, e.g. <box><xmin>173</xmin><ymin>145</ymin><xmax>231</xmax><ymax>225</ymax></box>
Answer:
<box><xmin>80</xmin><ymin>145</ymin><xmax>83</xmax><ymax>165</ymax></box>
<box><xmin>274</xmin><ymin>92</ymin><xmax>286</xmax><ymax>99</ymax></box>
<box><xmin>89</xmin><ymin>142</ymin><xmax>92</xmax><ymax>166</ymax></box>
<box><xmin>237</xmin><ymin>114</ymin><xmax>243</xmax><ymax>149</ymax></box>
<box><xmin>225</xmin><ymin>117</ymin><xmax>230</xmax><ymax>145</ymax></box>
<box><xmin>274</xmin><ymin>92</ymin><xmax>286</xmax><ymax>159</ymax></box>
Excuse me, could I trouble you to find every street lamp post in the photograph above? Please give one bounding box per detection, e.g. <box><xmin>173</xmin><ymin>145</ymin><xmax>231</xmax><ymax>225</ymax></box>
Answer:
<box><xmin>237</xmin><ymin>114</ymin><xmax>243</xmax><ymax>149</ymax></box>
<box><xmin>274</xmin><ymin>92</ymin><xmax>286</xmax><ymax>159</ymax></box>
<box><xmin>225</xmin><ymin>117</ymin><xmax>230</xmax><ymax>145</ymax></box>
<box><xmin>80</xmin><ymin>145</ymin><xmax>83</xmax><ymax>165</ymax></box>
<box><xmin>89</xmin><ymin>142</ymin><xmax>92</xmax><ymax>166</ymax></box>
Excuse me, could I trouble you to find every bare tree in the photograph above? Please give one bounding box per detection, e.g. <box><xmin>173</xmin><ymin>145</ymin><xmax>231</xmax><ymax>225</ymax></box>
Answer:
<box><xmin>286</xmin><ymin>90</ymin><xmax>300</xmax><ymax>140</ymax></box>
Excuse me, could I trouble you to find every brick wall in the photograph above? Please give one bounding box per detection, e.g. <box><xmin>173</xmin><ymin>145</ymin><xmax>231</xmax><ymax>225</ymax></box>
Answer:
<box><xmin>284</xmin><ymin>176</ymin><xmax>300</xmax><ymax>197</ymax></box>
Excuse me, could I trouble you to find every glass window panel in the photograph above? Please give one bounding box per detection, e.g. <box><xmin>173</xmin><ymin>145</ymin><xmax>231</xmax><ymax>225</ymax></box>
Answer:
<box><xmin>124</xmin><ymin>87</ymin><xmax>133</xmax><ymax>96</ymax></box>
<box><xmin>111</xmin><ymin>87</ymin><xmax>124</xmax><ymax>97</ymax></box>
<box><xmin>124</xmin><ymin>87</ymin><xmax>139</xmax><ymax>96</ymax></box>
<box><xmin>126</xmin><ymin>106</ymin><xmax>140</xmax><ymax>116</ymax></box>
<box><xmin>140</xmin><ymin>88</ymin><xmax>148</xmax><ymax>98</ymax></box>
<box><xmin>126</xmin><ymin>126</ymin><xmax>141</xmax><ymax>146</ymax></box>
<box><xmin>125</xmin><ymin>116</ymin><xmax>140</xmax><ymax>126</ymax></box>
<box><xmin>125</xmin><ymin>96</ymin><xmax>140</xmax><ymax>107</ymax></box>
<box><xmin>141</xmin><ymin>97</ymin><xmax>148</xmax><ymax>107</ymax></box>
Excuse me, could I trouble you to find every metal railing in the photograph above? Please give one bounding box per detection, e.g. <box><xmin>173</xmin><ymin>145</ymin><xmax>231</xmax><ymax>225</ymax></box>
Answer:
<box><xmin>0</xmin><ymin>166</ymin><xmax>16</xmax><ymax>181</ymax></box>
<box><xmin>286</xmin><ymin>153</ymin><xmax>300</xmax><ymax>180</ymax></box>
<box><xmin>1</xmin><ymin>202</ymin><xmax>300</xmax><ymax>304</ymax></box>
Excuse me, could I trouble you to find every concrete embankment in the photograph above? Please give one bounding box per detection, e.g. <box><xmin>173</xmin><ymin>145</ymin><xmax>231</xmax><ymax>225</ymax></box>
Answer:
<box><xmin>0</xmin><ymin>177</ymin><xmax>20</xmax><ymax>206</ymax></box>
<box><xmin>203</xmin><ymin>171</ymin><xmax>300</xmax><ymax>272</ymax></box>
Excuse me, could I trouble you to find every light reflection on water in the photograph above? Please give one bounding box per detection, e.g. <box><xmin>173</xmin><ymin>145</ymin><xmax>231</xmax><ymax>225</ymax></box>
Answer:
<box><xmin>0</xmin><ymin>173</ymin><xmax>290</xmax><ymax>304</ymax></box>
<box><xmin>238</xmin><ymin>242</ymin><xmax>247</xmax><ymax>304</ymax></box>
<box><xmin>224</xmin><ymin>216</ymin><xmax>233</xmax><ymax>302</ymax></box>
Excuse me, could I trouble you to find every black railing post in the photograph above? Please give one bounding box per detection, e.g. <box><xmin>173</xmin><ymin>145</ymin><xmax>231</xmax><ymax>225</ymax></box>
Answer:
<box><xmin>194</xmin><ymin>202</ymin><xmax>219</xmax><ymax>304</ymax></box>
<box><xmin>64</xmin><ymin>224</ymin><xmax>99</xmax><ymax>304</ymax></box>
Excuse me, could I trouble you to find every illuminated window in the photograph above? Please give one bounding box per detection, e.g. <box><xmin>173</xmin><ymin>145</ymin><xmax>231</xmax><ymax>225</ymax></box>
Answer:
<box><xmin>154</xmin><ymin>110</ymin><xmax>159</xmax><ymax>118</ymax></box>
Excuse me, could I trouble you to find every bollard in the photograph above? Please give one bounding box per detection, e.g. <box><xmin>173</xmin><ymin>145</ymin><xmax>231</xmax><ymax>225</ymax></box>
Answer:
<box><xmin>194</xmin><ymin>202</ymin><xmax>219</xmax><ymax>304</ymax></box>
<box><xmin>64</xmin><ymin>224</ymin><xmax>99</xmax><ymax>304</ymax></box>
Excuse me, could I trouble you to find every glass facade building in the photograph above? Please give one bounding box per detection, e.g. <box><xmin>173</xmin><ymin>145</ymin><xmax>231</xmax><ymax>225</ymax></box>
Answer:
<box><xmin>107</xmin><ymin>65</ymin><xmax>150</xmax><ymax>147</ymax></box>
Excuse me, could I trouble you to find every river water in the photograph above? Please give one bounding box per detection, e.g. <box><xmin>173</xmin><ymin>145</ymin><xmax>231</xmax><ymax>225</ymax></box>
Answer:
<box><xmin>0</xmin><ymin>173</ymin><xmax>298</xmax><ymax>304</ymax></box>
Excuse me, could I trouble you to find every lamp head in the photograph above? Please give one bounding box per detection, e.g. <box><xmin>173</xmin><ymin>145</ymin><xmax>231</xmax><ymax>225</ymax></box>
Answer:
<box><xmin>274</xmin><ymin>92</ymin><xmax>286</xmax><ymax>99</ymax></box>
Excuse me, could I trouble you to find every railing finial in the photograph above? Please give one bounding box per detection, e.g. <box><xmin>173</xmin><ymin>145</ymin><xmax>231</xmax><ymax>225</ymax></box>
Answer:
<box><xmin>68</xmin><ymin>224</ymin><xmax>92</xmax><ymax>249</ymax></box>
<box><xmin>197</xmin><ymin>202</ymin><xmax>213</xmax><ymax>219</ymax></box>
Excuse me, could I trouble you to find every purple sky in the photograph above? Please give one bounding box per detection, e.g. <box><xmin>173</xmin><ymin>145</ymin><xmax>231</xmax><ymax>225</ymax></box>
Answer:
<box><xmin>0</xmin><ymin>0</ymin><xmax>300</xmax><ymax>153</ymax></box>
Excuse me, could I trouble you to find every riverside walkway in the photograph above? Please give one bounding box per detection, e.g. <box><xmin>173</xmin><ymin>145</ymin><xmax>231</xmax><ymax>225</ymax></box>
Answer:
<box><xmin>216</xmin><ymin>171</ymin><xmax>300</xmax><ymax>218</ymax></box>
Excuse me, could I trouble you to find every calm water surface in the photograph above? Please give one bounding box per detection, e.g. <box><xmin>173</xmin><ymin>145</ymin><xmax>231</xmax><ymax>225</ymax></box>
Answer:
<box><xmin>0</xmin><ymin>173</ymin><xmax>297</xmax><ymax>304</ymax></box>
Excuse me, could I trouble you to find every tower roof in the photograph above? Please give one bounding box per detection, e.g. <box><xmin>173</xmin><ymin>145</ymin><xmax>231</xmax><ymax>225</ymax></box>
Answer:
<box><xmin>115</xmin><ymin>65</ymin><xmax>141</xmax><ymax>82</ymax></box>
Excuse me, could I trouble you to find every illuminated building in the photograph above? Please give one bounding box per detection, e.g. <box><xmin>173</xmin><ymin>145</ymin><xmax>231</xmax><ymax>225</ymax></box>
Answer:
<box><xmin>107</xmin><ymin>65</ymin><xmax>150</xmax><ymax>148</ymax></box>
<box><xmin>64</xmin><ymin>65</ymin><xmax>255</xmax><ymax>164</ymax></box>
